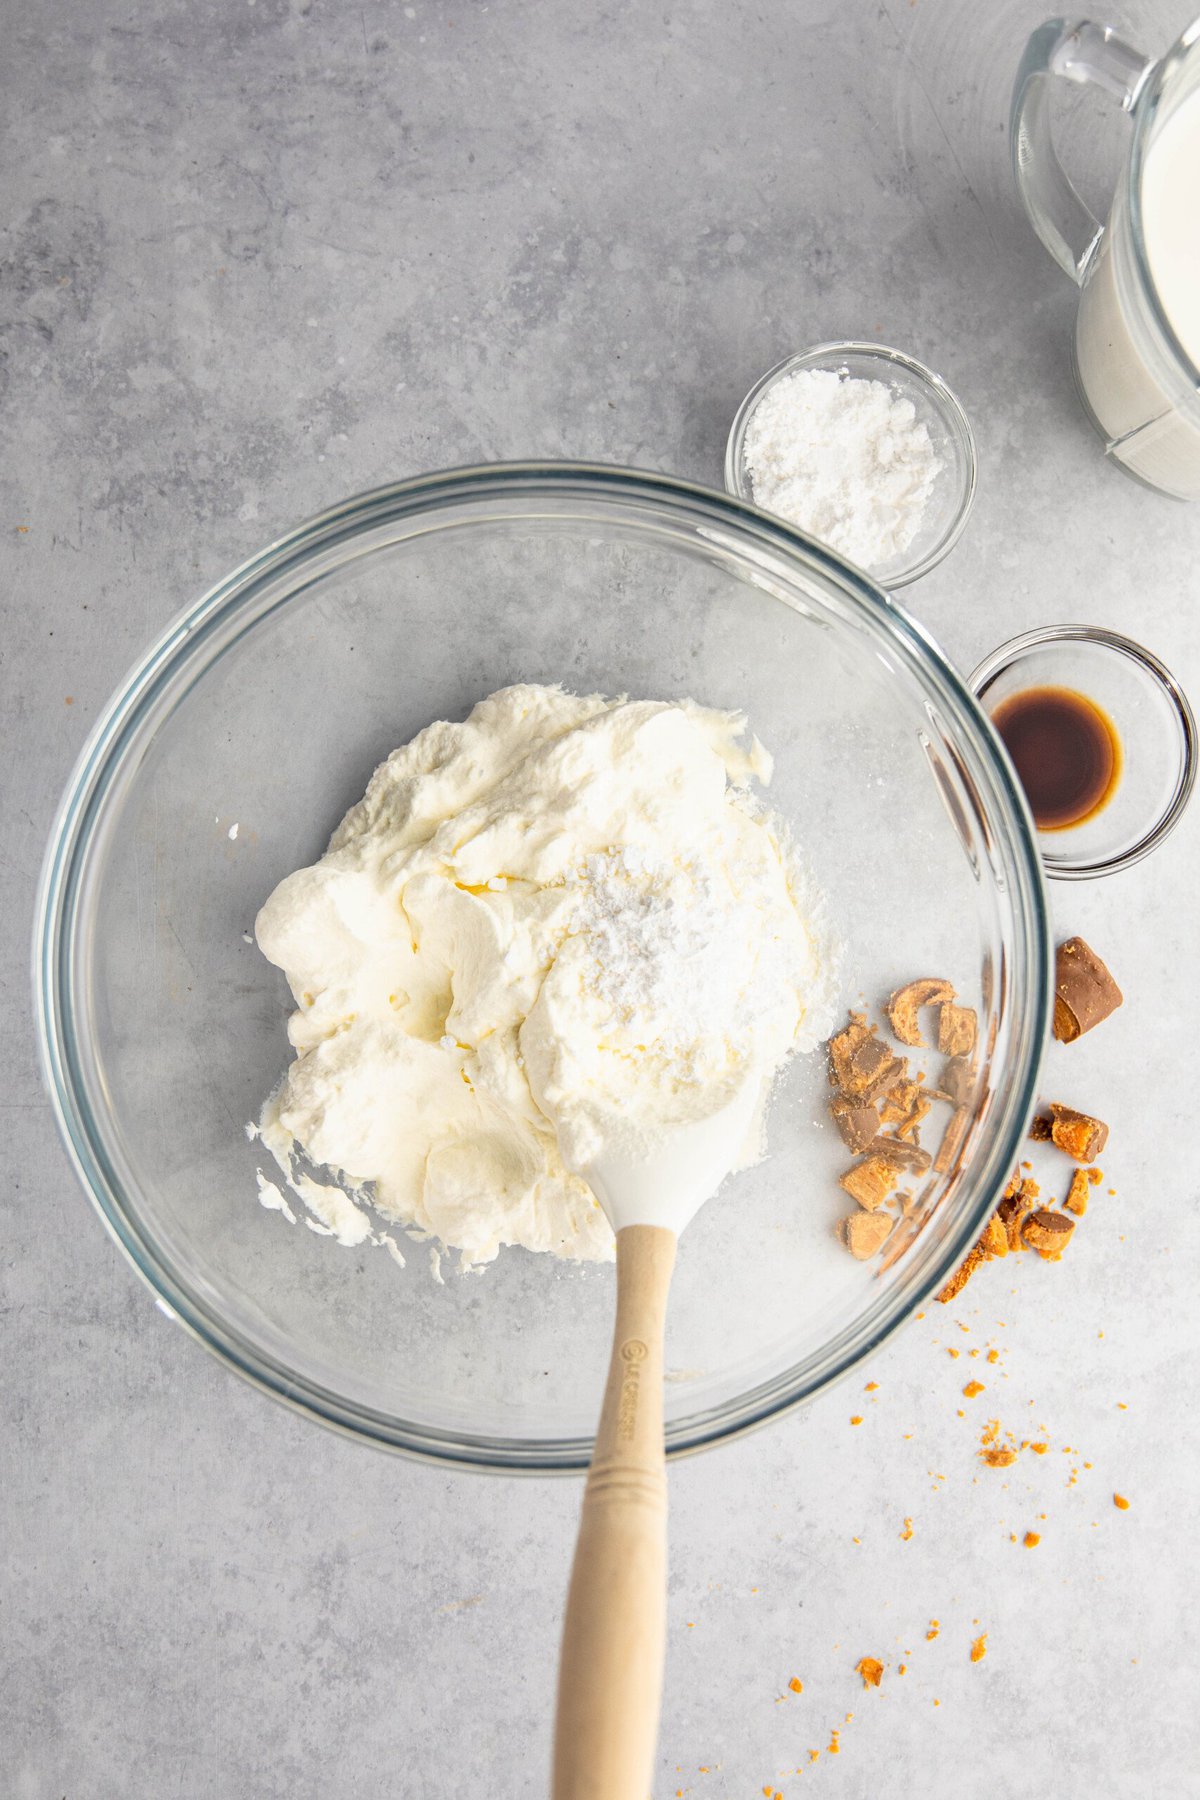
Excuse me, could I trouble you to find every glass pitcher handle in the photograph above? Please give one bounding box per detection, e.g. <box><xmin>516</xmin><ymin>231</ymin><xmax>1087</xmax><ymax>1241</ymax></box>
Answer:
<box><xmin>1011</xmin><ymin>18</ymin><xmax>1155</xmax><ymax>284</ymax></box>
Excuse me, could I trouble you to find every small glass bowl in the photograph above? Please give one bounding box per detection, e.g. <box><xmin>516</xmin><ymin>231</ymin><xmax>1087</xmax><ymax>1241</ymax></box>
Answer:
<box><xmin>971</xmin><ymin>625</ymin><xmax>1197</xmax><ymax>879</ymax></box>
<box><xmin>724</xmin><ymin>341</ymin><xmax>978</xmax><ymax>588</ymax></box>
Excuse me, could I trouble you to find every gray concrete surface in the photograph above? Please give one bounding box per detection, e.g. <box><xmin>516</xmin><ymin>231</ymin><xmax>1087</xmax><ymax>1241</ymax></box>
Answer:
<box><xmin>4</xmin><ymin>1</ymin><xmax>1199</xmax><ymax>1794</ymax></box>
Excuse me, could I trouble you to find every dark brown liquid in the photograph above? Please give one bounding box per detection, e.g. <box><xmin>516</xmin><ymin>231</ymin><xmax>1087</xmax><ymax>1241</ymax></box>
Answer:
<box><xmin>990</xmin><ymin>685</ymin><xmax>1121</xmax><ymax>831</ymax></box>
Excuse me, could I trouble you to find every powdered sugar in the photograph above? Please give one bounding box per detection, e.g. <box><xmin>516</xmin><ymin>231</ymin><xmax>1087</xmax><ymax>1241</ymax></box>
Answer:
<box><xmin>743</xmin><ymin>366</ymin><xmax>942</xmax><ymax>570</ymax></box>
<box><xmin>564</xmin><ymin>828</ymin><xmax>836</xmax><ymax>1083</ymax></box>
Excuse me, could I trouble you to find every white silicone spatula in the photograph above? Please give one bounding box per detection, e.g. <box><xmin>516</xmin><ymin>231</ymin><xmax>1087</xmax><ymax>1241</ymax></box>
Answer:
<box><xmin>551</xmin><ymin>1082</ymin><xmax>759</xmax><ymax>1800</ymax></box>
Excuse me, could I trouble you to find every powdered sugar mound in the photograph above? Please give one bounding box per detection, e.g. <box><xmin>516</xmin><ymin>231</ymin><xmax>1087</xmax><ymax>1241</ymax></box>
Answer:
<box><xmin>743</xmin><ymin>367</ymin><xmax>942</xmax><ymax>570</ymax></box>
<box><xmin>567</xmin><ymin>838</ymin><xmax>832</xmax><ymax>1078</ymax></box>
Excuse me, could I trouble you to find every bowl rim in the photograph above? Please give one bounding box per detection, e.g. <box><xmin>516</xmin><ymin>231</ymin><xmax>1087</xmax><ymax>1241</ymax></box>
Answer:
<box><xmin>970</xmin><ymin>623</ymin><xmax>1198</xmax><ymax>879</ymax></box>
<box><xmin>33</xmin><ymin>460</ymin><xmax>1048</xmax><ymax>1473</ymax></box>
<box><xmin>724</xmin><ymin>340</ymin><xmax>979</xmax><ymax>588</ymax></box>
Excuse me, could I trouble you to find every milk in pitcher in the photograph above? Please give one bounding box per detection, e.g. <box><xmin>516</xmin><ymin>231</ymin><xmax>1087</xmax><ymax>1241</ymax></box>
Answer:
<box><xmin>1074</xmin><ymin>86</ymin><xmax>1200</xmax><ymax>497</ymax></box>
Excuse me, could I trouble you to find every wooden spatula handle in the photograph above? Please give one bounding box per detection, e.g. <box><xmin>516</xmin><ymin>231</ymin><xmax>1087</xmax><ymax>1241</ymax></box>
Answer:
<box><xmin>552</xmin><ymin>1223</ymin><xmax>678</xmax><ymax>1800</ymax></box>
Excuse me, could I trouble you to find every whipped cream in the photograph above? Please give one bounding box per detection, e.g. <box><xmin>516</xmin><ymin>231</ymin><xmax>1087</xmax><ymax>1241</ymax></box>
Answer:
<box><xmin>253</xmin><ymin>684</ymin><xmax>838</xmax><ymax>1269</ymax></box>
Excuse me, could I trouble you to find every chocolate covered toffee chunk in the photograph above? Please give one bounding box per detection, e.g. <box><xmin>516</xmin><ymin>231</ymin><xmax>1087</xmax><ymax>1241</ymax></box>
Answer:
<box><xmin>1053</xmin><ymin>937</ymin><xmax>1123</xmax><ymax>1044</ymax></box>
<box><xmin>867</xmin><ymin>1136</ymin><xmax>933</xmax><ymax>1173</ymax></box>
<box><xmin>842</xmin><ymin>1210</ymin><xmax>894</xmax><ymax>1259</ymax></box>
<box><xmin>1032</xmin><ymin>1103</ymin><xmax>1109</xmax><ymax>1164</ymax></box>
<box><xmin>936</xmin><ymin>1241</ymin><xmax>987</xmax><ymax>1303</ymax></box>
<box><xmin>1023</xmin><ymin>1209</ymin><xmax>1075</xmax><ymax>1260</ymax></box>
<box><xmin>886</xmin><ymin>978</ymin><xmax>955</xmax><ymax>1047</ymax></box>
<box><xmin>927</xmin><ymin>1054</ymin><xmax>973</xmax><ymax>1107</ymax></box>
<box><xmin>830</xmin><ymin>1092</ymin><xmax>881</xmax><ymax>1154</ymax></box>
<box><xmin>997</xmin><ymin>1179</ymin><xmax>1038</xmax><ymax>1252</ymax></box>
<box><xmin>979</xmin><ymin>1214</ymin><xmax>1008</xmax><ymax>1259</ymax></box>
<box><xmin>828</xmin><ymin>1017</ymin><xmax>905</xmax><ymax>1102</ymax></box>
<box><xmin>839</xmin><ymin>1155</ymin><xmax>900</xmax><ymax>1211</ymax></box>
<box><xmin>936</xmin><ymin>1002</ymin><xmax>977</xmax><ymax>1058</ymax></box>
<box><xmin>1063</xmin><ymin>1170</ymin><xmax>1090</xmax><ymax>1216</ymax></box>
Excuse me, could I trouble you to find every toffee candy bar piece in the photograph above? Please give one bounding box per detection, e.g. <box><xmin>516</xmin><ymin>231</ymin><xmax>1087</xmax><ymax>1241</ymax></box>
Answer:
<box><xmin>1047</xmin><ymin>1102</ymin><xmax>1108</xmax><ymax>1164</ymax></box>
<box><xmin>841</xmin><ymin>1210</ymin><xmax>893</xmax><ymax>1259</ymax></box>
<box><xmin>979</xmin><ymin>1214</ymin><xmax>1008</xmax><ymax>1260</ymax></box>
<box><xmin>936</xmin><ymin>1242</ymin><xmax>986</xmax><ymax>1303</ymax></box>
<box><xmin>867</xmin><ymin>1135</ymin><xmax>933</xmax><ymax>1174</ymax></box>
<box><xmin>879</xmin><ymin>1077</ymin><xmax>921</xmax><ymax>1126</ymax></box>
<box><xmin>1053</xmin><ymin>937</ymin><xmax>1123</xmax><ymax>1043</ymax></box>
<box><xmin>927</xmin><ymin>1054</ymin><xmax>973</xmax><ymax>1107</ymax></box>
<box><xmin>935</xmin><ymin>1203</ymin><xmax>1008</xmax><ymax>1301</ymax></box>
<box><xmin>895</xmin><ymin>1094</ymin><xmax>931</xmax><ymax>1143</ymax></box>
<box><xmin>1063</xmin><ymin>1170</ymin><xmax>1090</xmax><ymax>1216</ymax></box>
<box><xmin>997</xmin><ymin>1186</ymin><xmax>1036</xmax><ymax>1252</ymax></box>
<box><xmin>829</xmin><ymin>1020</ymin><xmax>904</xmax><ymax>1100</ymax></box>
<box><xmin>936</xmin><ymin>1003</ymin><xmax>977</xmax><ymax>1058</ymax></box>
<box><xmin>830</xmin><ymin>1093</ymin><xmax>881</xmax><ymax>1154</ymax></box>
<box><xmin>1023</xmin><ymin>1209</ymin><xmax>1075</xmax><ymax>1260</ymax></box>
<box><xmin>838</xmin><ymin>1155</ymin><xmax>900</xmax><ymax>1211</ymax></box>
<box><xmin>856</xmin><ymin>1047</ymin><xmax>908</xmax><ymax>1105</ymax></box>
<box><xmin>886</xmin><ymin>978</ymin><xmax>955</xmax><ymax>1047</ymax></box>
<box><xmin>828</xmin><ymin>1017</ymin><xmax>872</xmax><ymax>1090</ymax></box>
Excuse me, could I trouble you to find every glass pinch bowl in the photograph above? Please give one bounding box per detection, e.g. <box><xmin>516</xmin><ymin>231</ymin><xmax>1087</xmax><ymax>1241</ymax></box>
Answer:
<box><xmin>35</xmin><ymin>464</ymin><xmax>1048</xmax><ymax>1472</ymax></box>
<box><xmin>725</xmin><ymin>343</ymin><xmax>978</xmax><ymax>588</ymax></box>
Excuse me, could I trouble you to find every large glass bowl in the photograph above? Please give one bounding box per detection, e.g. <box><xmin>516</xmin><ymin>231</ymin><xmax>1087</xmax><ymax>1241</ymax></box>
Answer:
<box><xmin>35</xmin><ymin>464</ymin><xmax>1049</xmax><ymax>1472</ymax></box>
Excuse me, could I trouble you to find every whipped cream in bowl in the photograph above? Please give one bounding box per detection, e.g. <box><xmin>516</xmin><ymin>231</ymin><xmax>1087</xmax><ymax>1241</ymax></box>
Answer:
<box><xmin>37</xmin><ymin>466</ymin><xmax>1047</xmax><ymax>1466</ymax></box>
<box><xmin>253</xmin><ymin>684</ymin><xmax>840</xmax><ymax>1270</ymax></box>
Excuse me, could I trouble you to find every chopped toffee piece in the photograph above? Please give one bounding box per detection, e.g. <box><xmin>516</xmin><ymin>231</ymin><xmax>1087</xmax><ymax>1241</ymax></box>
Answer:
<box><xmin>829</xmin><ymin>1023</ymin><xmax>905</xmax><ymax>1103</ymax></box>
<box><xmin>830</xmin><ymin>1092</ymin><xmax>881</xmax><ymax>1154</ymax></box>
<box><xmin>839</xmin><ymin>1156</ymin><xmax>900</xmax><ymax>1211</ymax></box>
<box><xmin>1063</xmin><ymin>1170</ymin><xmax>1090</xmax><ymax>1217</ymax></box>
<box><xmin>941</xmin><ymin>1206</ymin><xmax>1013</xmax><ymax>1301</ymax></box>
<box><xmin>1053</xmin><ymin>937</ymin><xmax>1123</xmax><ymax>1043</ymax></box>
<box><xmin>1029</xmin><ymin>1113</ymin><xmax>1053</xmax><ymax>1141</ymax></box>
<box><xmin>829</xmin><ymin>1016</ymin><xmax>872</xmax><ymax>1090</ymax></box>
<box><xmin>1023</xmin><ymin>1209</ymin><xmax>1075</xmax><ymax>1260</ymax></box>
<box><xmin>879</xmin><ymin>1077</ymin><xmax>921</xmax><ymax>1126</ymax></box>
<box><xmin>857</xmin><ymin>1049</ymin><xmax>908</xmax><ymax>1105</ymax></box>
<box><xmin>1046</xmin><ymin>1102</ymin><xmax>1109</xmax><ymax>1164</ymax></box>
<box><xmin>886</xmin><ymin>978</ymin><xmax>956</xmax><ymax>1047</ymax></box>
<box><xmin>979</xmin><ymin>1215</ymin><xmax>1008</xmax><ymax>1260</ymax></box>
<box><xmin>933</xmin><ymin>1105</ymin><xmax>970</xmax><ymax>1175</ymax></box>
<box><xmin>895</xmin><ymin>1094</ymin><xmax>932</xmax><ymax>1143</ymax></box>
<box><xmin>942</xmin><ymin>1055</ymin><xmax>974</xmax><ymax>1104</ymax></box>
<box><xmin>928</xmin><ymin>1054</ymin><xmax>973</xmax><ymax>1107</ymax></box>
<box><xmin>856</xmin><ymin>1657</ymin><xmax>884</xmax><ymax>1688</ymax></box>
<box><xmin>866</xmin><ymin>1136</ymin><xmax>933</xmax><ymax>1173</ymax></box>
<box><xmin>841</xmin><ymin>1210</ymin><xmax>893</xmax><ymax>1259</ymax></box>
<box><xmin>936</xmin><ymin>1242</ymin><xmax>986</xmax><ymax>1303</ymax></box>
<box><xmin>936</xmin><ymin>1002</ymin><xmax>977</xmax><ymax>1058</ymax></box>
<box><xmin>997</xmin><ymin>1184</ymin><xmax>1037</xmax><ymax>1253</ymax></box>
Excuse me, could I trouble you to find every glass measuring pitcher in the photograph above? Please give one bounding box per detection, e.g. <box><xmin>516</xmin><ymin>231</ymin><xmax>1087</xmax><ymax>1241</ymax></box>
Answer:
<box><xmin>1012</xmin><ymin>16</ymin><xmax>1200</xmax><ymax>499</ymax></box>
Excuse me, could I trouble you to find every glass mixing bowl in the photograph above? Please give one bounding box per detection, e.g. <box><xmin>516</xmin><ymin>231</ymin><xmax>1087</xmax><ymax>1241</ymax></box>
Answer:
<box><xmin>35</xmin><ymin>464</ymin><xmax>1049</xmax><ymax>1471</ymax></box>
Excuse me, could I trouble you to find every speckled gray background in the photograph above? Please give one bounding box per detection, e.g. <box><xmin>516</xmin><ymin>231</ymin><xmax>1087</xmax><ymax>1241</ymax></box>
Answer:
<box><xmin>4</xmin><ymin>1</ymin><xmax>1199</xmax><ymax>1795</ymax></box>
